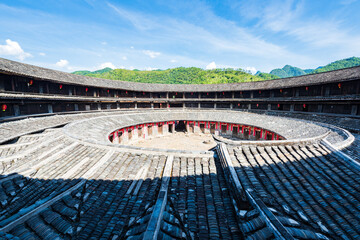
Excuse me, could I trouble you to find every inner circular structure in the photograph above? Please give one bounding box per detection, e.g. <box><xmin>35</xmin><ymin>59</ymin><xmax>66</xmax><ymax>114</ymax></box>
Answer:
<box><xmin>108</xmin><ymin>120</ymin><xmax>284</xmax><ymax>150</ymax></box>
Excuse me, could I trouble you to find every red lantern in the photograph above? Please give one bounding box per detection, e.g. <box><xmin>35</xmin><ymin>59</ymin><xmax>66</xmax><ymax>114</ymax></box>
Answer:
<box><xmin>29</xmin><ymin>80</ymin><xmax>33</xmax><ymax>85</ymax></box>
<box><xmin>280</xmin><ymin>89</ymin><xmax>283</xmax><ymax>93</ymax></box>
<box><xmin>338</xmin><ymin>83</ymin><xmax>341</xmax><ymax>89</ymax></box>
<box><xmin>143</xmin><ymin>92</ymin><xmax>145</xmax><ymax>95</ymax></box>
<box><xmin>259</xmin><ymin>90</ymin><xmax>261</xmax><ymax>94</ymax></box>
<box><xmin>207</xmin><ymin>93</ymin><xmax>209</xmax><ymax>95</ymax></box>
<box><xmin>277</xmin><ymin>104</ymin><xmax>280</xmax><ymax>108</ymax></box>
<box><xmin>238</xmin><ymin>103</ymin><xmax>240</xmax><ymax>106</ymax></box>
<box><xmin>306</xmin><ymin>87</ymin><xmax>309</xmax><ymax>91</ymax></box>
<box><xmin>2</xmin><ymin>104</ymin><xmax>7</xmax><ymax>111</ymax></box>
<box><xmin>223</xmin><ymin>92</ymin><xmax>224</xmax><ymax>95</ymax></box>
<box><xmin>126</xmin><ymin>91</ymin><xmax>128</xmax><ymax>94</ymax></box>
<box><xmin>107</xmin><ymin>90</ymin><xmax>110</xmax><ymax>93</ymax></box>
<box><xmin>59</xmin><ymin>84</ymin><xmax>63</xmax><ymax>89</ymax></box>
<box><xmin>85</xmin><ymin>87</ymin><xmax>88</xmax><ymax>92</ymax></box>
<box><xmin>240</xmin><ymin>91</ymin><xmax>242</xmax><ymax>94</ymax></box>
<box><xmin>191</xmin><ymin>92</ymin><xmax>193</xmax><ymax>95</ymax></box>
<box><xmin>175</xmin><ymin>92</ymin><xmax>177</xmax><ymax>95</ymax></box>
<box><xmin>256</xmin><ymin>104</ymin><xmax>259</xmax><ymax>107</ymax></box>
<box><xmin>303</xmin><ymin>104</ymin><xmax>306</xmax><ymax>109</ymax></box>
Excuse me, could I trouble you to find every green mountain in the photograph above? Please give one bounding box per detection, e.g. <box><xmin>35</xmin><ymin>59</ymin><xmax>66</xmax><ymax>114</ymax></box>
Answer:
<box><xmin>72</xmin><ymin>70</ymin><xmax>92</xmax><ymax>76</ymax></box>
<box><xmin>268</xmin><ymin>57</ymin><xmax>360</xmax><ymax>78</ymax></box>
<box><xmin>303</xmin><ymin>69</ymin><xmax>314</xmax><ymax>74</ymax></box>
<box><xmin>270</xmin><ymin>65</ymin><xmax>306</xmax><ymax>78</ymax></box>
<box><xmin>72</xmin><ymin>57</ymin><xmax>360</xmax><ymax>84</ymax></box>
<box><xmin>255</xmin><ymin>72</ymin><xmax>279</xmax><ymax>80</ymax></box>
<box><xmin>72</xmin><ymin>67</ymin><xmax>265</xmax><ymax>84</ymax></box>
<box><xmin>73</xmin><ymin>67</ymin><xmax>112</xmax><ymax>76</ymax></box>
<box><xmin>311</xmin><ymin>57</ymin><xmax>360</xmax><ymax>74</ymax></box>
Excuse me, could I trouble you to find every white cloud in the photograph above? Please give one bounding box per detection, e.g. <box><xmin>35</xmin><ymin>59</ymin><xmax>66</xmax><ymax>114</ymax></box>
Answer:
<box><xmin>206</xmin><ymin>61</ymin><xmax>216</xmax><ymax>70</ymax></box>
<box><xmin>99</xmin><ymin>62</ymin><xmax>116</xmax><ymax>69</ymax></box>
<box><xmin>245</xmin><ymin>67</ymin><xmax>257</xmax><ymax>75</ymax></box>
<box><xmin>130</xmin><ymin>46</ymin><xmax>134</xmax><ymax>49</ymax></box>
<box><xmin>101</xmin><ymin>41</ymin><xmax>107</xmax><ymax>45</ymax></box>
<box><xmin>39</xmin><ymin>52</ymin><xmax>46</xmax><ymax>56</ymax></box>
<box><xmin>0</xmin><ymin>39</ymin><xmax>32</xmax><ymax>60</ymax></box>
<box><xmin>122</xmin><ymin>56</ymin><xmax>127</xmax><ymax>60</ymax></box>
<box><xmin>170</xmin><ymin>59</ymin><xmax>177</xmax><ymax>63</ymax></box>
<box><xmin>55</xmin><ymin>59</ymin><xmax>69</xmax><ymax>68</ymax></box>
<box><xmin>143</xmin><ymin>50</ymin><xmax>161</xmax><ymax>58</ymax></box>
<box><xmin>108</xmin><ymin>3</ymin><xmax>157</xmax><ymax>31</ymax></box>
<box><xmin>144</xmin><ymin>67</ymin><xmax>158</xmax><ymax>71</ymax></box>
<box><xmin>108</xmin><ymin>2</ymin><xmax>299</xmax><ymax>62</ymax></box>
<box><xmin>254</xmin><ymin>0</ymin><xmax>360</xmax><ymax>55</ymax></box>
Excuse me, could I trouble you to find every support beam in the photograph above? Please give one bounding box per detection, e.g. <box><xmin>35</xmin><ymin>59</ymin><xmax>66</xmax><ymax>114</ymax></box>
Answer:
<box><xmin>317</xmin><ymin>104</ymin><xmax>323</xmax><ymax>113</ymax></box>
<box><xmin>217</xmin><ymin>143</ymin><xmax>246</xmax><ymax>200</ymax></box>
<box><xmin>14</xmin><ymin>105</ymin><xmax>20</xmax><ymax>116</ymax></box>
<box><xmin>47</xmin><ymin>104</ymin><xmax>53</xmax><ymax>113</ymax></box>
<box><xmin>143</xmin><ymin>155</ymin><xmax>173</xmax><ymax>240</ymax></box>
<box><xmin>321</xmin><ymin>139</ymin><xmax>359</xmax><ymax>170</ymax></box>
<box><xmin>246</xmin><ymin>189</ymin><xmax>295</xmax><ymax>240</ymax></box>
<box><xmin>351</xmin><ymin>105</ymin><xmax>357</xmax><ymax>115</ymax></box>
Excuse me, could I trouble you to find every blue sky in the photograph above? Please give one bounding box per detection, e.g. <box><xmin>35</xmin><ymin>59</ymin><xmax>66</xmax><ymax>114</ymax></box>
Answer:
<box><xmin>0</xmin><ymin>0</ymin><xmax>359</xmax><ymax>73</ymax></box>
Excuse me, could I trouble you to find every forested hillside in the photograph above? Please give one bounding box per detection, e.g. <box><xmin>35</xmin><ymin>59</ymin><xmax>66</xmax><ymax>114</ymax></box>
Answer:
<box><xmin>267</xmin><ymin>57</ymin><xmax>360</xmax><ymax>78</ymax></box>
<box><xmin>270</xmin><ymin>65</ymin><xmax>306</xmax><ymax>78</ymax></box>
<box><xmin>73</xmin><ymin>67</ymin><xmax>265</xmax><ymax>84</ymax></box>
<box><xmin>311</xmin><ymin>57</ymin><xmax>360</xmax><ymax>74</ymax></box>
<box><xmin>72</xmin><ymin>57</ymin><xmax>360</xmax><ymax>84</ymax></box>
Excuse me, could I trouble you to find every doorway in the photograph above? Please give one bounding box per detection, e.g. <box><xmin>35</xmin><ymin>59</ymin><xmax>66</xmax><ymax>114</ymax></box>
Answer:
<box><xmin>210</xmin><ymin>123</ymin><xmax>216</xmax><ymax>134</ymax></box>
<box><xmin>221</xmin><ymin>125</ymin><xmax>227</xmax><ymax>134</ymax></box>
<box><xmin>158</xmin><ymin>124</ymin><xmax>163</xmax><ymax>135</ymax></box>
<box><xmin>200</xmin><ymin>123</ymin><xmax>205</xmax><ymax>133</ymax></box>
<box><xmin>175</xmin><ymin>121</ymin><xmax>187</xmax><ymax>132</ymax></box>
<box><xmin>168</xmin><ymin>124</ymin><xmax>173</xmax><ymax>133</ymax></box>
<box><xmin>138</xmin><ymin>127</ymin><xmax>142</xmax><ymax>138</ymax></box>
<box><xmin>189</xmin><ymin>123</ymin><xmax>194</xmax><ymax>133</ymax></box>
<box><xmin>232</xmin><ymin>126</ymin><xmax>238</xmax><ymax>137</ymax></box>
<box><xmin>148</xmin><ymin>125</ymin><xmax>153</xmax><ymax>136</ymax></box>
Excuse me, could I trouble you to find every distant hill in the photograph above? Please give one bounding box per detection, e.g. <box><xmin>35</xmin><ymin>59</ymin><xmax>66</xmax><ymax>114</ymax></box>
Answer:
<box><xmin>311</xmin><ymin>57</ymin><xmax>360</xmax><ymax>74</ymax></box>
<box><xmin>270</xmin><ymin>65</ymin><xmax>306</xmax><ymax>78</ymax></box>
<box><xmin>73</xmin><ymin>67</ymin><xmax>112</xmax><ymax>76</ymax></box>
<box><xmin>267</xmin><ymin>57</ymin><xmax>360</xmax><ymax>78</ymax></box>
<box><xmin>72</xmin><ymin>57</ymin><xmax>360</xmax><ymax>84</ymax></box>
<box><xmin>303</xmin><ymin>69</ymin><xmax>314</xmax><ymax>74</ymax></box>
<box><xmin>72</xmin><ymin>70</ymin><xmax>91</xmax><ymax>76</ymax></box>
<box><xmin>72</xmin><ymin>67</ymin><xmax>265</xmax><ymax>84</ymax></box>
<box><xmin>255</xmin><ymin>72</ymin><xmax>279</xmax><ymax>80</ymax></box>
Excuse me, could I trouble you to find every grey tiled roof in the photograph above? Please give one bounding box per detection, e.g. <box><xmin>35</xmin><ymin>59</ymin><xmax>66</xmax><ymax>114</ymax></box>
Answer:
<box><xmin>1</xmin><ymin>57</ymin><xmax>359</xmax><ymax>92</ymax></box>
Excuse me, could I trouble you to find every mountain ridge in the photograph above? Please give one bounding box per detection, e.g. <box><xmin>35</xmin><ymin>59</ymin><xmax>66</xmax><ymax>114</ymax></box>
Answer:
<box><xmin>266</xmin><ymin>57</ymin><xmax>360</xmax><ymax>78</ymax></box>
<box><xmin>72</xmin><ymin>57</ymin><xmax>360</xmax><ymax>84</ymax></box>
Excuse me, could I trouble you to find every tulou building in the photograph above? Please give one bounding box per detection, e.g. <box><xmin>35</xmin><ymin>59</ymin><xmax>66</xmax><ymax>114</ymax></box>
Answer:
<box><xmin>0</xmin><ymin>57</ymin><xmax>359</xmax><ymax>239</ymax></box>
